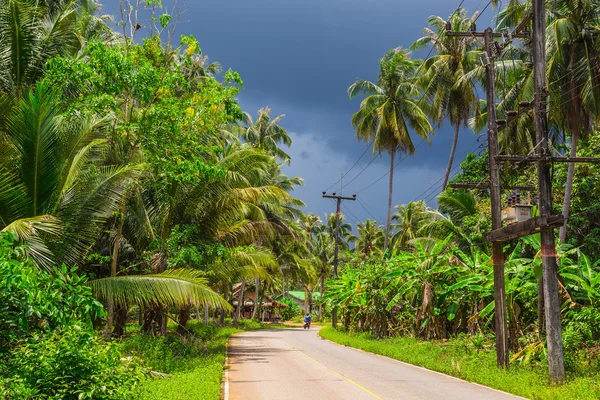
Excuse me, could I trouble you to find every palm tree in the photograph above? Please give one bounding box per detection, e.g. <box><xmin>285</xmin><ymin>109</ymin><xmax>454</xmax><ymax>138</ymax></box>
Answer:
<box><xmin>352</xmin><ymin>219</ymin><xmax>384</xmax><ymax>258</ymax></box>
<box><xmin>412</xmin><ymin>9</ymin><xmax>480</xmax><ymax>192</ymax></box>
<box><xmin>324</xmin><ymin>212</ymin><xmax>353</xmax><ymax>250</ymax></box>
<box><xmin>0</xmin><ymin>83</ymin><xmax>141</xmax><ymax>268</ymax></box>
<box><xmin>497</xmin><ymin>0</ymin><xmax>600</xmax><ymax>243</ymax></box>
<box><xmin>545</xmin><ymin>0</ymin><xmax>600</xmax><ymax>243</ymax></box>
<box><xmin>0</xmin><ymin>0</ymin><xmax>115</xmax><ymax>96</ymax></box>
<box><xmin>391</xmin><ymin>200</ymin><xmax>429</xmax><ymax>251</ymax></box>
<box><xmin>312</xmin><ymin>231</ymin><xmax>334</xmax><ymax>320</ymax></box>
<box><xmin>349</xmin><ymin>48</ymin><xmax>433</xmax><ymax>252</ymax></box>
<box><xmin>231</xmin><ymin>107</ymin><xmax>292</xmax><ymax>164</ymax></box>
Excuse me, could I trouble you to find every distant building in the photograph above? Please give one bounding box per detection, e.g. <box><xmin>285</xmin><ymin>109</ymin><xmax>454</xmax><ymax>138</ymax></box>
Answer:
<box><xmin>285</xmin><ymin>291</ymin><xmax>321</xmax><ymax>314</ymax></box>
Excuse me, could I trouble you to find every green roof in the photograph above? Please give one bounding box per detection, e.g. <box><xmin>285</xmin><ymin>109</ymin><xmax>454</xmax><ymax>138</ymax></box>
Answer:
<box><xmin>287</xmin><ymin>291</ymin><xmax>321</xmax><ymax>301</ymax></box>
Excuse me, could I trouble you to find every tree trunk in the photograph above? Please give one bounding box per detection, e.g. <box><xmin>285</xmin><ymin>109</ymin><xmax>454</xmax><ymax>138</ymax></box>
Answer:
<box><xmin>104</xmin><ymin>201</ymin><xmax>126</xmax><ymax>337</ymax></box>
<box><xmin>252</xmin><ymin>277</ymin><xmax>260</xmax><ymax>319</ymax></box>
<box><xmin>441</xmin><ymin>123</ymin><xmax>460</xmax><ymax>192</ymax></box>
<box><xmin>234</xmin><ymin>279</ymin><xmax>246</xmax><ymax>323</ymax></box>
<box><xmin>559</xmin><ymin>127</ymin><xmax>580</xmax><ymax>243</ymax></box>
<box><xmin>204</xmin><ymin>304</ymin><xmax>209</xmax><ymax>325</ymax></box>
<box><xmin>177</xmin><ymin>305</ymin><xmax>191</xmax><ymax>335</ymax></box>
<box><xmin>318</xmin><ymin>275</ymin><xmax>324</xmax><ymax>321</ymax></box>
<box><xmin>383</xmin><ymin>147</ymin><xmax>396</xmax><ymax>253</ymax></box>
<box><xmin>113</xmin><ymin>305</ymin><xmax>128</xmax><ymax>337</ymax></box>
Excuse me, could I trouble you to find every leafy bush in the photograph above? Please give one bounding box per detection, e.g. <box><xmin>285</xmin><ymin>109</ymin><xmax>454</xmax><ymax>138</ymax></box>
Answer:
<box><xmin>0</xmin><ymin>232</ymin><xmax>142</xmax><ymax>399</ymax></box>
<box><xmin>280</xmin><ymin>298</ymin><xmax>301</xmax><ymax>321</ymax></box>
<box><xmin>1</xmin><ymin>325</ymin><xmax>142</xmax><ymax>399</ymax></box>
<box><xmin>0</xmin><ymin>232</ymin><xmax>104</xmax><ymax>346</ymax></box>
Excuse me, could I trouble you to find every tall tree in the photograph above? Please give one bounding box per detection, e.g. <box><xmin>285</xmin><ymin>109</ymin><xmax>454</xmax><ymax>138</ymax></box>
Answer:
<box><xmin>349</xmin><ymin>48</ymin><xmax>433</xmax><ymax>252</ymax></box>
<box><xmin>391</xmin><ymin>200</ymin><xmax>429</xmax><ymax>251</ymax></box>
<box><xmin>412</xmin><ymin>9</ymin><xmax>480</xmax><ymax>191</ymax></box>
<box><xmin>351</xmin><ymin>219</ymin><xmax>384</xmax><ymax>258</ymax></box>
<box><xmin>232</xmin><ymin>107</ymin><xmax>292</xmax><ymax>164</ymax></box>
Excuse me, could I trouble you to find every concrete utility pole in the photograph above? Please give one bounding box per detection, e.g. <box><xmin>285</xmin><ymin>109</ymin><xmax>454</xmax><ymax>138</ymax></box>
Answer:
<box><xmin>322</xmin><ymin>192</ymin><xmax>356</xmax><ymax>329</ymax></box>
<box><xmin>532</xmin><ymin>0</ymin><xmax>565</xmax><ymax>383</ymax></box>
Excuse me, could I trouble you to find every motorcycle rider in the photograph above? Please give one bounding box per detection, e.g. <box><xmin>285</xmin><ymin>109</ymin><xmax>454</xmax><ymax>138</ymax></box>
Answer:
<box><xmin>304</xmin><ymin>313</ymin><xmax>312</xmax><ymax>329</ymax></box>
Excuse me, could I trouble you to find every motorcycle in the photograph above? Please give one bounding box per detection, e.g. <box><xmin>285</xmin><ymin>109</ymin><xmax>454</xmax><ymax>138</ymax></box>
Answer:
<box><xmin>303</xmin><ymin>321</ymin><xmax>311</xmax><ymax>329</ymax></box>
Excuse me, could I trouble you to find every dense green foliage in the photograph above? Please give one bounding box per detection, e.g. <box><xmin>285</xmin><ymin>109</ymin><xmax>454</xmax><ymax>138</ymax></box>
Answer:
<box><xmin>0</xmin><ymin>232</ymin><xmax>141</xmax><ymax>399</ymax></box>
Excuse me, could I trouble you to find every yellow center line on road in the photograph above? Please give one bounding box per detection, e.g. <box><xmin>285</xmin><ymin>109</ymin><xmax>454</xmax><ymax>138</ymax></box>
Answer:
<box><xmin>280</xmin><ymin>339</ymin><xmax>384</xmax><ymax>400</ymax></box>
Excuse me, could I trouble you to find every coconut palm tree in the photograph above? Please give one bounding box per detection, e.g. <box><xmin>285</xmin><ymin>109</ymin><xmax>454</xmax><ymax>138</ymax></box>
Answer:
<box><xmin>312</xmin><ymin>231</ymin><xmax>334</xmax><ymax>320</ymax></box>
<box><xmin>324</xmin><ymin>212</ymin><xmax>353</xmax><ymax>250</ymax></box>
<box><xmin>349</xmin><ymin>48</ymin><xmax>433</xmax><ymax>252</ymax></box>
<box><xmin>0</xmin><ymin>83</ymin><xmax>141</xmax><ymax>268</ymax></box>
<box><xmin>0</xmin><ymin>0</ymin><xmax>115</xmax><ymax>97</ymax></box>
<box><xmin>412</xmin><ymin>9</ymin><xmax>480</xmax><ymax>191</ymax></box>
<box><xmin>230</xmin><ymin>107</ymin><xmax>292</xmax><ymax>164</ymax></box>
<box><xmin>391</xmin><ymin>200</ymin><xmax>429</xmax><ymax>251</ymax></box>
<box><xmin>545</xmin><ymin>0</ymin><xmax>600</xmax><ymax>243</ymax></box>
<box><xmin>351</xmin><ymin>219</ymin><xmax>385</xmax><ymax>258</ymax></box>
<box><xmin>497</xmin><ymin>0</ymin><xmax>600</xmax><ymax>243</ymax></box>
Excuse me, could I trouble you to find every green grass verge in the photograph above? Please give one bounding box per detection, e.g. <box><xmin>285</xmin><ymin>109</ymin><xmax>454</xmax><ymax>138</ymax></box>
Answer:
<box><xmin>319</xmin><ymin>327</ymin><xmax>600</xmax><ymax>400</ymax></box>
<box><xmin>122</xmin><ymin>319</ymin><xmax>273</xmax><ymax>400</ymax></box>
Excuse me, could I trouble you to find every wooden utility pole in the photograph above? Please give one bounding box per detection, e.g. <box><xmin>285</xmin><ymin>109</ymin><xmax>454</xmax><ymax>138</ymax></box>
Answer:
<box><xmin>322</xmin><ymin>192</ymin><xmax>356</xmax><ymax>328</ymax></box>
<box><xmin>532</xmin><ymin>0</ymin><xmax>565</xmax><ymax>382</ymax></box>
<box><xmin>447</xmin><ymin>20</ymin><xmax>529</xmax><ymax>369</ymax></box>
<box><xmin>484</xmin><ymin>27</ymin><xmax>509</xmax><ymax>368</ymax></box>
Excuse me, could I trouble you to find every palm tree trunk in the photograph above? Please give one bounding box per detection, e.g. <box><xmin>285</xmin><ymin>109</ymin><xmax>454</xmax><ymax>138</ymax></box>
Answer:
<box><xmin>251</xmin><ymin>277</ymin><xmax>260</xmax><ymax>319</ymax></box>
<box><xmin>318</xmin><ymin>275</ymin><xmax>324</xmax><ymax>321</ymax></box>
<box><xmin>177</xmin><ymin>305</ymin><xmax>191</xmax><ymax>335</ymax></box>
<box><xmin>441</xmin><ymin>123</ymin><xmax>460</xmax><ymax>192</ymax></box>
<box><xmin>559</xmin><ymin>127</ymin><xmax>580</xmax><ymax>243</ymax></box>
<box><xmin>204</xmin><ymin>303</ymin><xmax>209</xmax><ymax>325</ymax></box>
<box><xmin>104</xmin><ymin>200</ymin><xmax>126</xmax><ymax>337</ymax></box>
<box><xmin>234</xmin><ymin>279</ymin><xmax>246</xmax><ymax>323</ymax></box>
<box><xmin>383</xmin><ymin>147</ymin><xmax>396</xmax><ymax>253</ymax></box>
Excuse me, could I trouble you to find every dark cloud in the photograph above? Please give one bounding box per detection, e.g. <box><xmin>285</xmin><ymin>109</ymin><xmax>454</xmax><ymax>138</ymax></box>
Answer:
<box><xmin>101</xmin><ymin>0</ymin><xmax>496</xmax><ymax>221</ymax></box>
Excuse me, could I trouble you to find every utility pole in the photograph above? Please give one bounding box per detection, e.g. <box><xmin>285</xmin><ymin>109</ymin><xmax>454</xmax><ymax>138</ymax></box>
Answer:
<box><xmin>532</xmin><ymin>0</ymin><xmax>565</xmax><ymax>383</ymax></box>
<box><xmin>483</xmin><ymin>27</ymin><xmax>509</xmax><ymax>368</ymax></box>
<box><xmin>322</xmin><ymin>192</ymin><xmax>356</xmax><ymax>329</ymax></box>
<box><xmin>446</xmin><ymin>23</ymin><xmax>524</xmax><ymax>369</ymax></box>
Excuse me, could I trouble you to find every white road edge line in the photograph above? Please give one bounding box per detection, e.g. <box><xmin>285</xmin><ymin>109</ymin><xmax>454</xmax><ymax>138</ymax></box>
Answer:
<box><xmin>318</xmin><ymin>334</ymin><xmax>527</xmax><ymax>400</ymax></box>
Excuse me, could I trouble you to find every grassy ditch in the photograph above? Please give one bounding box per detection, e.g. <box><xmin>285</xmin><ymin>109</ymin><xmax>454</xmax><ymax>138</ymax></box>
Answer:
<box><xmin>319</xmin><ymin>327</ymin><xmax>600</xmax><ymax>400</ymax></box>
<box><xmin>122</xmin><ymin>319</ymin><xmax>266</xmax><ymax>400</ymax></box>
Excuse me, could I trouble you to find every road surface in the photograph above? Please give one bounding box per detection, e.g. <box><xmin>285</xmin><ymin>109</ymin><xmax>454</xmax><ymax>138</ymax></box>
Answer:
<box><xmin>226</xmin><ymin>328</ymin><xmax>523</xmax><ymax>400</ymax></box>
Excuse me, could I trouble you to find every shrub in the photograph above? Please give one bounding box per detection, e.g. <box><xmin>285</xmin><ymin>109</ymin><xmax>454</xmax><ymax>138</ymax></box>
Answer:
<box><xmin>0</xmin><ymin>232</ymin><xmax>104</xmax><ymax>346</ymax></box>
<box><xmin>279</xmin><ymin>298</ymin><xmax>301</xmax><ymax>321</ymax></box>
<box><xmin>1</xmin><ymin>324</ymin><xmax>142</xmax><ymax>399</ymax></box>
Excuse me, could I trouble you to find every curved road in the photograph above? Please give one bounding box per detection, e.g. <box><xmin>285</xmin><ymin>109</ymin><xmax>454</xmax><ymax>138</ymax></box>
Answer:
<box><xmin>226</xmin><ymin>328</ymin><xmax>523</xmax><ymax>400</ymax></box>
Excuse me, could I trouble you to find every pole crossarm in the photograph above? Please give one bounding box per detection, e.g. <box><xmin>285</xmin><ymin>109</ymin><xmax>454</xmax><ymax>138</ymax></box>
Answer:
<box><xmin>322</xmin><ymin>194</ymin><xmax>357</xmax><ymax>201</ymax></box>
<box><xmin>485</xmin><ymin>215</ymin><xmax>564</xmax><ymax>242</ymax></box>
<box><xmin>449</xmin><ymin>183</ymin><xmax>536</xmax><ymax>191</ymax></box>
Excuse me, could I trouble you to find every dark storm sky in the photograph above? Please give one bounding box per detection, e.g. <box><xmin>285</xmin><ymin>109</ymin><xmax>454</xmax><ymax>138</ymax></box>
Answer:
<box><xmin>103</xmin><ymin>0</ymin><xmax>497</xmax><ymax>225</ymax></box>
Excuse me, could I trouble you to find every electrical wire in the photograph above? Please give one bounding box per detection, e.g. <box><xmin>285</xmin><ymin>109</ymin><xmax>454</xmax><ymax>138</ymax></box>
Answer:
<box><xmin>322</xmin><ymin>141</ymin><xmax>374</xmax><ymax>192</ymax></box>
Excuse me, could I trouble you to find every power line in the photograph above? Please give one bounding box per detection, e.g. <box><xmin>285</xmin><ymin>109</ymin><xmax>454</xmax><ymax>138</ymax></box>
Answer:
<box><xmin>323</xmin><ymin>141</ymin><xmax>373</xmax><ymax>192</ymax></box>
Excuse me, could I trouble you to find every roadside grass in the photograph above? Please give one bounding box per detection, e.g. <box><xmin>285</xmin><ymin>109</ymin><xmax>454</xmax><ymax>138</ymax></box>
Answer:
<box><xmin>122</xmin><ymin>319</ymin><xmax>279</xmax><ymax>400</ymax></box>
<box><xmin>319</xmin><ymin>327</ymin><xmax>600</xmax><ymax>400</ymax></box>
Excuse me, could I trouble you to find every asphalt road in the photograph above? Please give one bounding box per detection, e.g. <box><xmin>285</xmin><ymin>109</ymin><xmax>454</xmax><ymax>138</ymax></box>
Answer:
<box><xmin>226</xmin><ymin>328</ymin><xmax>523</xmax><ymax>400</ymax></box>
